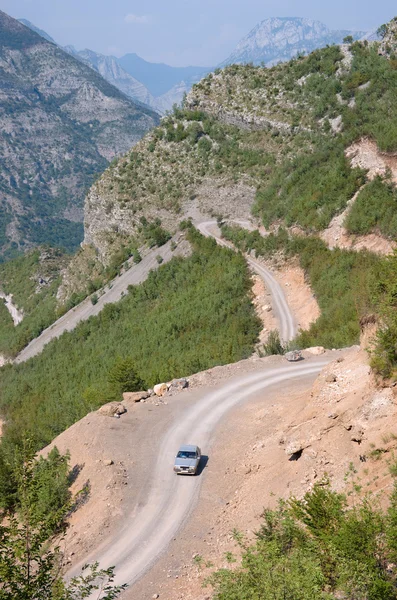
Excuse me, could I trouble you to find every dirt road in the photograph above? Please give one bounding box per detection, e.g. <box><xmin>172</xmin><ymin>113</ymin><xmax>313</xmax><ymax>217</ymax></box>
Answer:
<box><xmin>74</xmin><ymin>356</ymin><xmax>333</xmax><ymax>590</ymax></box>
<box><xmin>197</xmin><ymin>221</ymin><xmax>296</xmax><ymax>342</ymax></box>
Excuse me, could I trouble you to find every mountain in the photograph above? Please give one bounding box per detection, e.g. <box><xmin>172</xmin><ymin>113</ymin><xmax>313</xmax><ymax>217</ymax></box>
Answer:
<box><xmin>18</xmin><ymin>18</ymin><xmax>56</xmax><ymax>44</ymax></box>
<box><xmin>117</xmin><ymin>53</ymin><xmax>211</xmax><ymax>98</ymax></box>
<box><xmin>19</xmin><ymin>19</ymin><xmax>209</xmax><ymax>114</ymax></box>
<box><xmin>0</xmin><ymin>11</ymin><xmax>159</xmax><ymax>261</ymax></box>
<box><xmin>221</xmin><ymin>17</ymin><xmax>366</xmax><ymax>66</ymax></box>
<box><xmin>65</xmin><ymin>47</ymin><xmax>156</xmax><ymax>109</ymax></box>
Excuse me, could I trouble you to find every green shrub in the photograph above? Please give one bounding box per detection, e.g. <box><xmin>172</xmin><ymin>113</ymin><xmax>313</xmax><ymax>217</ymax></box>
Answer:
<box><xmin>261</xmin><ymin>330</ymin><xmax>285</xmax><ymax>356</ymax></box>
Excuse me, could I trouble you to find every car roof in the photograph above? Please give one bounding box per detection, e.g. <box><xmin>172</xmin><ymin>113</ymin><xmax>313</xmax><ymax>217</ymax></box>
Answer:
<box><xmin>178</xmin><ymin>444</ymin><xmax>199</xmax><ymax>452</ymax></box>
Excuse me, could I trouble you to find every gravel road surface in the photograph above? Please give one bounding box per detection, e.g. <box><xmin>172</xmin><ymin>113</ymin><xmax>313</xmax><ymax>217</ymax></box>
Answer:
<box><xmin>78</xmin><ymin>357</ymin><xmax>333</xmax><ymax>590</ymax></box>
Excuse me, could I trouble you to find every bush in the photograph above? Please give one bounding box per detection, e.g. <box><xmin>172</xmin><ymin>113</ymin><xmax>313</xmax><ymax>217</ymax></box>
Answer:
<box><xmin>133</xmin><ymin>249</ymin><xmax>142</xmax><ymax>264</ymax></box>
<box><xmin>107</xmin><ymin>357</ymin><xmax>145</xmax><ymax>397</ymax></box>
<box><xmin>90</xmin><ymin>293</ymin><xmax>98</xmax><ymax>305</ymax></box>
<box><xmin>261</xmin><ymin>330</ymin><xmax>285</xmax><ymax>356</ymax></box>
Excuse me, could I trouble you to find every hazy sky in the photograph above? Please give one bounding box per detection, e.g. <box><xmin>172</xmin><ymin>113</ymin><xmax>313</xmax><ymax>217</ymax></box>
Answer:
<box><xmin>1</xmin><ymin>0</ymin><xmax>395</xmax><ymax>66</ymax></box>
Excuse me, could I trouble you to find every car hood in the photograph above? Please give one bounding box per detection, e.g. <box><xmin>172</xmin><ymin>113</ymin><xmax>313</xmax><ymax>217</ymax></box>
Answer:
<box><xmin>175</xmin><ymin>458</ymin><xmax>197</xmax><ymax>467</ymax></box>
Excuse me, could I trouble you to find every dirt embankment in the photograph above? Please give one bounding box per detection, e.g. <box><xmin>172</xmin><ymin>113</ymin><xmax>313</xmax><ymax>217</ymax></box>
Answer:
<box><xmin>251</xmin><ymin>257</ymin><xmax>320</xmax><ymax>342</ymax></box>
<box><xmin>321</xmin><ymin>139</ymin><xmax>397</xmax><ymax>255</ymax></box>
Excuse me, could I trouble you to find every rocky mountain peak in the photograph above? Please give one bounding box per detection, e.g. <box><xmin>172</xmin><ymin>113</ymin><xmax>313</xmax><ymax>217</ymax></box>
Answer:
<box><xmin>222</xmin><ymin>16</ymin><xmax>366</xmax><ymax>66</ymax></box>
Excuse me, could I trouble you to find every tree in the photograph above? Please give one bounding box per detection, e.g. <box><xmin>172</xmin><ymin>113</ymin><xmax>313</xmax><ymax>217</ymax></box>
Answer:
<box><xmin>377</xmin><ymin>24</ymin><xmax>388</xmax><ymax>39</ymax></box>
<box><xmin>343</xmin><ymin>35</ymin><xmax>354</xmax><ymax>44</ymax></box>
<box><xmin>107</xmin><ymin>357</ymin><xmax>145</xmax><ymax>396</ymax></box>
<box><xmin>0</xmin><ymin>451</ymin><xmax>127</xmax><ymax>599</ymax></box>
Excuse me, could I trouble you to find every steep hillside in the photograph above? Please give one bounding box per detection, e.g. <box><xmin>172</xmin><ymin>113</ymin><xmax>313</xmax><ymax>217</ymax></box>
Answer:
<box><xmin>72</xmin><ymin>23</ymin><xmax>397</xmax><ymax>359</ymax></box>
<box><xmin>221</xmin><ymin>17</ymin><xmax>366</xmax><ymax>66</ymax></box>
<box><xmin>0</xmin><ymin>10</ymin><xmax>159</xmax><ymax>261</ymax></box>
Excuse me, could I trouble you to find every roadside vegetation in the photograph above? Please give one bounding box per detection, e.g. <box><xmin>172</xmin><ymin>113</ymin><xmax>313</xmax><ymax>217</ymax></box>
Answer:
<box><xmin>0</xmin><ymin>227</ymin><xmax>260</xmax><ymax>478</ymax></box>
<box><xmin>0</xmin><ymin>445</ymin><xmax>126</xmax><ymax>599</ymax></box>
<box><xmin>208</xmin><ymin>476</ymin><xmax>397</xmax><ymax>600</ymax></box>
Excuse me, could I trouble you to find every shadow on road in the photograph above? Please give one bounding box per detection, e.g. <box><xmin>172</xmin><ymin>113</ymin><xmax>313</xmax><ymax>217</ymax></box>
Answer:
<box><xmin>197</xmin><ymin>455</ymin><xmax>209</xmax><ymax>476</ymax></box>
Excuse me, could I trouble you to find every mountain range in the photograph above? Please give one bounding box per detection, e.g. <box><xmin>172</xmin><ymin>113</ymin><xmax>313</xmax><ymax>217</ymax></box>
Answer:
<box><xmin>20</xmin><ymin>17</ymin><xmax>367</xmax><ymax>115</ymax></box>
<box><xmin>0</xmin><ymin>11</ymin><xmax>158</xmax><ymax>260</ymax></box>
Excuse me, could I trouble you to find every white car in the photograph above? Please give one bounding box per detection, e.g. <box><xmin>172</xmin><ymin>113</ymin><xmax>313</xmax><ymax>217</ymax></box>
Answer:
<box><xmin>174</xmin><ymin>444</ymin><xmax>201</xmax><ymax>475</ymax></box>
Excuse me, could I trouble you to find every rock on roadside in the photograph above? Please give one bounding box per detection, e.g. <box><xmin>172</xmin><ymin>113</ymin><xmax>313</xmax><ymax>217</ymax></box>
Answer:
<box><xmin>123</xmin><ymin>391</ymin><xmax>150</xmax><ymax>403</ymax></box>
<box><xmin>305</xmin><ymin>346</ymin><xmax>326</xmax><ymax>355</ymax></box>
<box><xmin>98</xmin><ymin>402</ymin><xmax>127</xmax><ymax>417</ymax></box>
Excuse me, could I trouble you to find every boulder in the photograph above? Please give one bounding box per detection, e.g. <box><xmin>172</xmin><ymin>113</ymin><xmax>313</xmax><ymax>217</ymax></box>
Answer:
<box><xmin>285</xmin><ymin>350</ymin><xmax>303</xmax><ymax>362</ymax></box>
<box><xmin>122</xmin><ymin>391</ymin><xmax>150</xmax><ymax>403</ymax></box>
<box><xmin>306</xmin><ymin>346</ymin><xmax>325</xmax><ymax>355</ymax></box>
<box><xmin>285</xmin><ymin>440</ymin><xmax>308</xmax><ymax>456</ymax></box>
<box><xmin>153</xmin><ymin>383</ymin><xmax>168</xmax><ymax>397</ymax></box>
<box><xmin>262</xmin><ymin>305</ymin><xmax>272</xmax><ymax>312</ymax></box>
<box><xmin>98</xmin><ymin>402</ymin><xmax>127</xmax><ymax>417</ymax></box>
<box><xmin>168</xmin><ymin>378</ymin><xmax>189</xmax><ymax>391</ymax></box>
<box><xmin>103</xmin><ymin>459</ymin><xmax>113</xmax><ymax>466</ymax></box>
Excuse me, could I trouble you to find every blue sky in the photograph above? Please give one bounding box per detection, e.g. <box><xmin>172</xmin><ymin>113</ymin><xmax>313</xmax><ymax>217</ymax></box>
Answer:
<box><xmin>1</xmin><ymin>0</ymin><xmax>395</xmax><ymax>66</ymax></box>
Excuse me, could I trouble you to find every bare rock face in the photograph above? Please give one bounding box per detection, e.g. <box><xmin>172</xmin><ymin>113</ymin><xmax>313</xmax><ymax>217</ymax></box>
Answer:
<box><xmin>98</xmin><ymin>402</ymin><xmax>127</xmax><ymax>417</ymax></box>
<box><xmin>220</xmin><ymin>17</ymin><xmax>365</xmax><ymax>67</ymax></box>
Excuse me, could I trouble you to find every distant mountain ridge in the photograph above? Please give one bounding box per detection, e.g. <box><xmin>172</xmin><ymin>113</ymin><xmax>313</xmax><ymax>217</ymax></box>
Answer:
<box><xmin>0</xmin><ymin>11</ymin><xmax>158</xmax><ymax>260</ymax></box>
<box><xmin>221</xmin><ymin>17</ymin><xmax>366</xmax><ymax>66</ymax></box>
<box><xmin>118</xmin><ymin>53</ymin><xmax>210</xmax><ymax>97</ymax></box>
<box><xmin>19</xmin><ymin>19</ymin><xmax>211</xmax><ymax>113</ymax></box>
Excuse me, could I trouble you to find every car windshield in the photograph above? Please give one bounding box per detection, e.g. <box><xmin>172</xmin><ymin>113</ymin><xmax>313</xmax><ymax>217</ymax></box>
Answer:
<box><xmin>177</xmin><ymin>451</ymin><xmax>196</xmax><ymax>459</ymax></box>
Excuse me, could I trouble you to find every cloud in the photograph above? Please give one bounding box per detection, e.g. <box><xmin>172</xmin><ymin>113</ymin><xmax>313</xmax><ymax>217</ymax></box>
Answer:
<box><xmin>124</xmin><ymin>14</ymin><xmax>150</xmax><ymax>24</ymax></box>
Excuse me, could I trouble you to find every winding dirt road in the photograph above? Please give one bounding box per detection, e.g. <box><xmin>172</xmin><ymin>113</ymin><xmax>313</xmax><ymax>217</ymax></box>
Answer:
<box><xmin>197</xmin><ymin>221</ymin><xmax>296</xmax><ymax>342</ymax></box>
<box><xmin>76</xmin><ymin>356</ymin><xmax>333</xmax><ymax>590</ymax></box>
